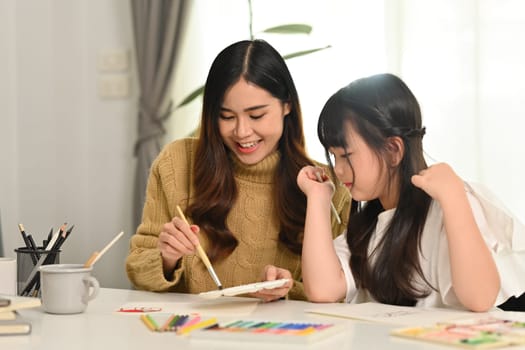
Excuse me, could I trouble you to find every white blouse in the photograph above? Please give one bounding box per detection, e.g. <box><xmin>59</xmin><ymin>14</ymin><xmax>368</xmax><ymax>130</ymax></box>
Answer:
<box><xmin>334</xmin><ymin>182</ymin><xmax>525</xmax><ymax>309</ymax></box>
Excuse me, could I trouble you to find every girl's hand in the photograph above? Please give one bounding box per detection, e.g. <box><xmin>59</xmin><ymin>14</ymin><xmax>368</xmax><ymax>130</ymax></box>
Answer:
<box><xmin>411</xmin><ymin>163</ymin><xmax>464</xmax><ymax>203</ymax></box>
<box><xmin>250</xmin><ymin>265</ymin><xmax>293</xmax><ymax>302</ymax></box>
<box><xmin>157</xmin><ymin>217</ymin><xmax>201</xmax><ymax>276</ymax></box>
<box><xmin>297</xmin><ymin>165</ymin><xmax>335</xmax><ymax>200</ymax></box>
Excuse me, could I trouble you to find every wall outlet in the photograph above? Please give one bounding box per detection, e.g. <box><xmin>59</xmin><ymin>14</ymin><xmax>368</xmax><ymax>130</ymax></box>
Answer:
<box><xmin>98</xmin><ymin>74</ymin><xmax>130</xmax><ymax>99</ymax></box>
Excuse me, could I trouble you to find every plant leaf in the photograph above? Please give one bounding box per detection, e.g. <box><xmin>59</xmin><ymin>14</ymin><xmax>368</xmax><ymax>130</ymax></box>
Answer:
<box><xmin>262</xmin><ymin>24</ymin><xmax>312</xmax><ymax>35</ymax></box>
<box><xmin>175</xmin><ymin>45</ymin><xmax>331</xmax><ymax>109</ymax></box>
<box><xmin>283</xmin><ymin>45</ymin><xmax>331</xmax><ymax>60</ymax></box>
<box><xmin>177</xmin><ymin>85</ymin><xmax>205</xmax><ymax>108</ymax></box>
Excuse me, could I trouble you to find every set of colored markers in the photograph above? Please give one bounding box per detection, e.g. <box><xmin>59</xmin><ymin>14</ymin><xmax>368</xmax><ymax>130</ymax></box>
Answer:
<box><xmin>140</xmin><ymin>314</ymin><xmax>217</xmax><ymax>335</ymax></box>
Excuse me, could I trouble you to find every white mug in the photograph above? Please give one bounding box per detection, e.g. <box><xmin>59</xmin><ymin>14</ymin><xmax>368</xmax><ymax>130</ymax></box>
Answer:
<box><xmin>39</xmin><ymin>264</ymin><xmax>99</xmax><ymax>314</ymax></box>
<box><xmin>0</xmin><ymin>257</ymin><xmax>17</xmax><ymax>295</ymax></box>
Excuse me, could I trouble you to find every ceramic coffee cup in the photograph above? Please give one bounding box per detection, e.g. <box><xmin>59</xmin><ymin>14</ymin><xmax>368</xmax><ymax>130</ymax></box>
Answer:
<box><xmin>0</xmin><ymin>257</ymin><xmax>17</xmax><ymax>295</ymax></box>
<box><xmin>39</xmin><ymin>264</ymin><xmax>99</xmax><ymax>314</ymax></box>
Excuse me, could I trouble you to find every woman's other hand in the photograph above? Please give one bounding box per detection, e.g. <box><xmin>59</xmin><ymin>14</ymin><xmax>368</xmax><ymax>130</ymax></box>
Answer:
<box><xmin>250</xmin><ymin>265</ymin><xmax>293</xmax><ymax>302</ymax></box>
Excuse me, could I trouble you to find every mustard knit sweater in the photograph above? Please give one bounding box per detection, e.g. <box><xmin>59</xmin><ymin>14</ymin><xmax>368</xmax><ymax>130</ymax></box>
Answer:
<box><xmin>126</xmin><ymin>138</ymin><xmax>350</xmax><ymax>300</ymax></box>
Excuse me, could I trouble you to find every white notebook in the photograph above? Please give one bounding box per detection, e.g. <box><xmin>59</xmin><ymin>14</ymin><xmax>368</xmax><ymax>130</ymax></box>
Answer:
<box><xmin>198</xmin><ymin>279</ymin><xmax>290</xmax><ymax>299</ymax></box>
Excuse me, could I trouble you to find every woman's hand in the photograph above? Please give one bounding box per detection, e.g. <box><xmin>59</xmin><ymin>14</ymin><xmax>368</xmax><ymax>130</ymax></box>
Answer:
<box><xmin>250</xmin><ymin>265</ymin><xmax>293</xmax><ymax>302</ymax></box>
<box><xmin>157</xmin><ymin>217</ymin><xmax>201</xmax><ymax>278</ymax></box>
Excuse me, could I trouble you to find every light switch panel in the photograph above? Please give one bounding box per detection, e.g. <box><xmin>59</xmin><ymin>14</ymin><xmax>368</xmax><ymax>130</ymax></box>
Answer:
<box><xmin>98</xmin><ymin>49</ymin><xmax>130</xmax><ymax>72</ymax></box>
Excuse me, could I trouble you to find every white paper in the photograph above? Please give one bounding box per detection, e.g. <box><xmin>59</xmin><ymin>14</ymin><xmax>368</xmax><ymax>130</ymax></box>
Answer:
<box><xmin>117</xmin><ymin>296</ymin><xmax>260</xmax><ymax>316</ymax></box>
<box><xmin>305</xmin><ymin>302</ymin><xmax>484</xmax><ymax>326</ymax></box>
<box><xmin>198</xmin><ymin>279</ymin><xmax>290</xmax><ymax>299</ymax></box>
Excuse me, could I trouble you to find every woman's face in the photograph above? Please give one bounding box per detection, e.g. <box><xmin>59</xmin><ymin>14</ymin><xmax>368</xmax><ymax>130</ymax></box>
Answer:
<box><xmin>219</xmin><ymin>78</ymin><xmax>290</xmax><ymax>165</ymax></box>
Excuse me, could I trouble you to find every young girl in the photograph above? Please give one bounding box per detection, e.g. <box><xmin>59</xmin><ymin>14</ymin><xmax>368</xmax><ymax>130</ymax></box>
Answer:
<box><xmin>298</xmin><ymin>73</ymin><xmax>525</xmax><ymax>311</ymax></box>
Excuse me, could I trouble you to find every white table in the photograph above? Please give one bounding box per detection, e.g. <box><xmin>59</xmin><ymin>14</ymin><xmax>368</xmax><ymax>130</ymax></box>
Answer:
<box><xmin>2</xmin><ymin>288</ymin><xmax>524</xmax><ymax>350</ymax></box>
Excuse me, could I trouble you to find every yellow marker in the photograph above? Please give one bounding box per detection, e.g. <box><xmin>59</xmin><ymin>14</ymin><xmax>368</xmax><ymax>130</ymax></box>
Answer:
<box><xmin>177</xmin><ymin>317</ymin><xmax>218</xmax><ymax>335</ymax></box>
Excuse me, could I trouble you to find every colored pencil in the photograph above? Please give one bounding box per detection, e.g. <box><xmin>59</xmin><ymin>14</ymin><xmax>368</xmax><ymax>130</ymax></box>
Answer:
<box><xmin>160</xmin><ymin>314</ymin><xmax>179</xmax><ymax>331</ymax></box>
<box><xmin>17</xmin><ymin>224</ymin><xmax>30</xmax><ymax>247</ymax></box>
<box><xmin>172</xmin><ymin>315</ymin><xmax>189</xmax><ymax>330</ymax></box>
<box><xmin>140</xmin><ymin>314</ymin><xmax>158</xmax><ymax>332</ymax></box>
<box><xmin>175</xmin><ymin>315</ymin><xmax>201</xmax><ymax>331</ymax></box>
<box><xmin>177</xmin><ymin>317</ymin><xmax>218</xmax><ymax>335</ymax></box>
<box><xmin>55</xmin><ymin>224</ymin><xmax>74</xmax><ymax>250</ymax></box>
<box><xmin>314</xmin><ymin>172</ymin><xmax>341</xmax><ymax>224</ymax></box>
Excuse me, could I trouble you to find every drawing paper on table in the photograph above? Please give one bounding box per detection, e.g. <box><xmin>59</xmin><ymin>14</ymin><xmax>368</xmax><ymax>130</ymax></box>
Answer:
<box><xmin>117</xmin><ymin>297</ymin><xmax>259</xmax><ymax>317</ymax></box>
<box><xmin>487</xmin><ymin>310</ymin><xmax>525</xmax><ymax>323</ymax></box>
<box><xmin>391</xmin><ymin>317</ymin><xmax>525</xmax><ymax>349</ymax></box>
<box><xmin>198</xmin><ymin>279</ymin><xmax>290</xmax><ymax>299</ymax></box>
<box><xmin>305</xmin><ymin>302</ymin><xmax>480</xmax><ymax>326</ymax></box>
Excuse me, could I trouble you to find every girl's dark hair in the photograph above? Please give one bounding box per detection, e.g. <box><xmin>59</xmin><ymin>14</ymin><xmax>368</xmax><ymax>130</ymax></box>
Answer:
<box><xmin>318</xmin><ymin>73</ymin><xmax>432</xmax><ymax>306</ymax></box>
<box><xmin>189</xmin><ymin>39</ymin><xmax>313</xmax><ymax>262</ymax></box>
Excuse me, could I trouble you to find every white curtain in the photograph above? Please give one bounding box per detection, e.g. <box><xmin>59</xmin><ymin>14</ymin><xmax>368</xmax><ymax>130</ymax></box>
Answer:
<box><xmin>171</xmin><ymin>0</ymin><xmax>525</xmax><ymax>223</ymax></box>
<box><xmin>392</xmin><ymin>0</ymin><xmax>525</xmax><ymax>224</ymax></box>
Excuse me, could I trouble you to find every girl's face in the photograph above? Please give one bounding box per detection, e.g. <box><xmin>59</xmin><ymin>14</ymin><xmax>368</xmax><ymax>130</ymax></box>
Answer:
<box><xmin>219</xmin><ymin>78</ymin><xmax>290</xmax><ymax>165</ymax></box>
<box><xmin>329</xmin><ymin>122</ymin><xmax>397</xmax><ymax>209</ymax></box>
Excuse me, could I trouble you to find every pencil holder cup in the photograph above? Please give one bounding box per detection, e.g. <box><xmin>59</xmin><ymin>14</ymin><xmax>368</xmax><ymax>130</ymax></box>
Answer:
<box><xmin>14</xmin><ymin>247</ymin><xmax>60</xmax><ymax>296</ymax></box>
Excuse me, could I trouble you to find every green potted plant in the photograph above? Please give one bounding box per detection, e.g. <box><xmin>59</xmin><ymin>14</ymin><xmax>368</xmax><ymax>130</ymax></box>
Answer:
<box><xmin>176</xmin><ymin>0</ymin><xmax>330</xmax><ymax>109</ymax></box>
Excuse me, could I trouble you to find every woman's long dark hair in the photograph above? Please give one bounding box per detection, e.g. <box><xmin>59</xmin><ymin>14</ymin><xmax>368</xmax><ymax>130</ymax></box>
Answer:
<box><xmin>188</xmin><ymin>39</ymin><xmax>313</xmax><ymax>262</ymax></box>
<box><xmin>318</xmin><ymin>73</ymin><xmax>433</xmax><ymax>305</ymax></box>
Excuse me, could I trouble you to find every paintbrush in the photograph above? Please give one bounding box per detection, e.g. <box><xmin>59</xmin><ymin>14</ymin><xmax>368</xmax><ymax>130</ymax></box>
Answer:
<box><xmin>176</xmin><ymin>205</ymin><xmax>223</xmax><ymax>290</ymax></box>
<box><xmin>83</xmin><ymin>231</ymin><xmax>124</xmax><ymax>268</ymax></box>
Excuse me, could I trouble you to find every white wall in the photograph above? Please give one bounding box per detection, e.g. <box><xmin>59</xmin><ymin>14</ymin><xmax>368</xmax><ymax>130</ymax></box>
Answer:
<box><xmin>171</xmin><ymin>0</ymin><xmax>525</xmax><ymax>224</ymax></box>
<box><xmin>0</xmin><ymin>0</ymin><xmax>136</xmax><ymax>289</ymax></box>
<box><xmin>398</xmin><ymin>0</ymin><xmax>525</xmax><ymax>223</ymax></box>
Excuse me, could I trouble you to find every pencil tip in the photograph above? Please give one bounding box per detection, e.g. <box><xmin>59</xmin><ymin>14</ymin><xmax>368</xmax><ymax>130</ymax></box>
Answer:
<box><xmin>18</xmin><ymin>223</ymin><xmax>24</xmax><ymax>232</ymax></box>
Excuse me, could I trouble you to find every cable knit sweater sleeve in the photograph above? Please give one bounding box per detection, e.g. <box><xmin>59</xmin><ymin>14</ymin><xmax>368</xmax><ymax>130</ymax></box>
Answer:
<box><xmin>126</xmin><ymin>139</ymin><xmax>193</xmax><ymax>292</ymax></box>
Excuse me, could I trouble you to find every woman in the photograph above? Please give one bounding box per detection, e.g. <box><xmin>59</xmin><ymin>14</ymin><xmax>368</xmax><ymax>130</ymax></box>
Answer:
<box><xmin>126</xmin><ymin>39</ymin><xmax>350</xmax><ymax>301</ymax></box>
